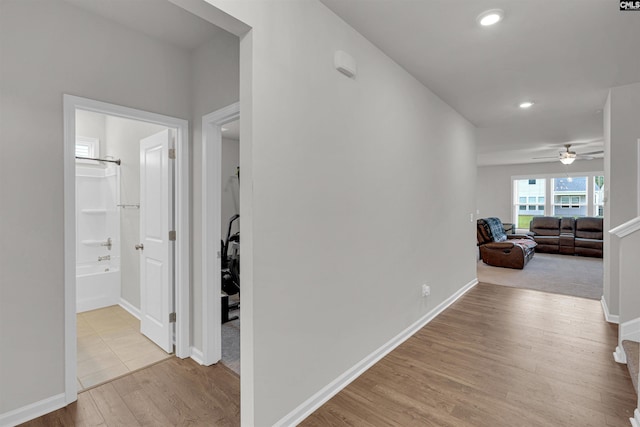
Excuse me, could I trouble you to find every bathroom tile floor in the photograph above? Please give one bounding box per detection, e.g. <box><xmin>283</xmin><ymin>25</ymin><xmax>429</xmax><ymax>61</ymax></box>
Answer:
<box><xmin>77</xmin><ymin>305</ymin><xmax>172</xmax><ymax>391</ymax></box>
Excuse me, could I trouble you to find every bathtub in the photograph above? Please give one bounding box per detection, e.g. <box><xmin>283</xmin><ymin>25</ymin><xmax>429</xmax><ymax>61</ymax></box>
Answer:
<box><xmin>76</xmin><ymin>261</ymin><xmax>121</xmax><ymax>313</ymax></box>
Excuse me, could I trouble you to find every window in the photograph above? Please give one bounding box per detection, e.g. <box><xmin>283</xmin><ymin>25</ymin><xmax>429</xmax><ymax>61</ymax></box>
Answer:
<box><xmin>513</xmin><ymin>172</ymin><xmax>604</xmax><ymax>228</ymax></box>
<box><xmin>552</xmin><ymin>177</ymin><xmax>587</xmax><ymax>216</ymax></box>
<box><xmin>75</xmin><ymin>136</ymin><xmax>99</xmax><ymax>161</ymax></box>
<box><xmin>594</xmin><ymin>176</ymin><xmax>605</xmax><ymax>217</ymax></box>
<box><xmin>514</xmin><ymin>178</ymin><xmax>546</xmax><ymax>228</ymax></box>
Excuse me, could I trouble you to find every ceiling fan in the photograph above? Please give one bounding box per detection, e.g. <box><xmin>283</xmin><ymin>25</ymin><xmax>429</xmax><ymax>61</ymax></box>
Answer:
<box><xmin>533</xmin><ymin>144</ymin><xmax>604</xmax><ymax>165</ymax></box>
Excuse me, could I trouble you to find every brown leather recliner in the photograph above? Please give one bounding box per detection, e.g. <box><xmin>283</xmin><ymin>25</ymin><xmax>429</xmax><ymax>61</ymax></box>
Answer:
<box><xmin>529</xmin><ymin>216</ymin><xmax>603</xmax><ymax>258</ymax></box>
<box><xmin>574</xmin><ymin>217</ymin><xmax>603</xmax><ymax>257</ymax></box>
<box><xmin>477</xmin><ymin>218</ymin><xmax>537</xmax><ymax>269</ymax></box>
<box><xmin>528</xmin><ymin>217</ymin><xmax>562</xmax><ymax>253</ymax></box>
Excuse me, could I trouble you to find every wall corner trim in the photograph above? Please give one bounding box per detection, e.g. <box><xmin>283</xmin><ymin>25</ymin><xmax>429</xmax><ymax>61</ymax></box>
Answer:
<box><xmin>601</xmin><ymin>296</ymin><xmax>620</xmax><ymax>324</ymax></box>
<box><xmin>0</xmin><ymin>393</ymin><xmax>66</xmax><ymax>427</ymax></box>
<box><xmin>630</xmin><ymin>408</ymin><xmax>640</xmax><ymax>427</ymax></box>
<box><xmin>614</xmin><ymin>345</ymin><xmax>627</xmax><ymax>364</ymax></box>
<box><xmin>273</xmin><ymin>278</ymin><xmax>480</xmax><ymax>427</ymax></box>
<box><xmin>190</xmin><ymin>347</ymin><xmax>205</xmax><ymax>365</ymax></box>
<box><xmin>119</xmin><ymin>298</ymin><xmax>141</xmax><ymax>320</ymax></box>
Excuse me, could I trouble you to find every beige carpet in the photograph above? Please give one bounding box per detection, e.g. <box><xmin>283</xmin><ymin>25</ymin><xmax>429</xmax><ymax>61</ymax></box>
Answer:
<box><xmin>477</xmin><ymin>253</ymin><xmax>603</xmax><ymax>300</ymax></box>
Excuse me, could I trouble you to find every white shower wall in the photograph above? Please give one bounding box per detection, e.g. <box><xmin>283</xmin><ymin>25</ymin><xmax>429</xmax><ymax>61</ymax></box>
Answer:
<box><xmin>76</xmin><ymin>164</ymin><xmax>121</xmax><ymax>312</ymax></box>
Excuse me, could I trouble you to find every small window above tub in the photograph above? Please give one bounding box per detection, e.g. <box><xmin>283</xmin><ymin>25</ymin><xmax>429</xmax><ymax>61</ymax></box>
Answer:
<box><xmin>75</xmin><ymin>136</ymin><xmax>100</xmax><ymax>162</ymax></box>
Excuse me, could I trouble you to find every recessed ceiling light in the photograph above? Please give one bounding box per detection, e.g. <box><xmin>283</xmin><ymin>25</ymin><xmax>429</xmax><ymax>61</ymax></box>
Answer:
<box><xmin>477</xmin><ymin>9</ymin><xmax>504</xmax><ymax>26</ymax></box>
<box><xmin>221</xmin><ymin>127</ymin><xmax>229</xmax><ymax>132</ymax></box>
<box><xmin>519</xmin><ymin>101</ymin><xmax>534</xmax><ymax>109</ymax></box>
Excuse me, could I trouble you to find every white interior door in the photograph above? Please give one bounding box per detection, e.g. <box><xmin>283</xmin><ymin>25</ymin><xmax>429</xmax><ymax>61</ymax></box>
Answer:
<box><xmin>139</xmin><ymin>129</ymin><xmax>174</xmax><ymax>353</ymax></box>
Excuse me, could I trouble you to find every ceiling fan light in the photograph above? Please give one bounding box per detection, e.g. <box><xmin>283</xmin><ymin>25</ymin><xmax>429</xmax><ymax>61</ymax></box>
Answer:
<box><xmin>560</xmin><ymin>156</ymin><xmax>576</xmax><ymax>165</ymax></box>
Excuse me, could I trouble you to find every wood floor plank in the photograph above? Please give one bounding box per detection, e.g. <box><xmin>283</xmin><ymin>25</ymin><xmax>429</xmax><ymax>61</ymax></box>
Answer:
<box><xmin>302</xmin><ymin>283</ymin><xmax>637</xmax><ymax>427</ymax></box>
<box><xmin>19</xmin><ymin>357</ymin><xmax>240</xmax><ymax>427</ymax></box>
<box><xmin>20</xmin><ymin>283</ymin><xmax>636</xmax><ymax>427</ymax></box>
<box><xmin>89</xmin><ymin>383</ymin><xmax>141</xmax><ymax>426</ymax></box>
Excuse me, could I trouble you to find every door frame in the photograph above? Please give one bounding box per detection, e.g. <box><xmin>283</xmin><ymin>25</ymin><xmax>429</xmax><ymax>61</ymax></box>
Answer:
<box><xmin>63</xmin><ymin>95</ymin><xmax>190</xmax><ymax>404</ymax></box>
<box><xmin>201</xmin><ymin>102</ymin><xmax>240</xmax><ymax>365</ymax></box>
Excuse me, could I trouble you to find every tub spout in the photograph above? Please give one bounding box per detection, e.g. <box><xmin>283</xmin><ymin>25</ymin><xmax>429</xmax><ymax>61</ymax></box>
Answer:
<box><xmin>101</xmin><ymin>237</ymin><xmax>112</xmax><ymax>251</ymax></box>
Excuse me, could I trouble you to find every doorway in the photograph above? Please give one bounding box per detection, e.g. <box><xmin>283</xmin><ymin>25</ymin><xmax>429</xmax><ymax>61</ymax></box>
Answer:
<box><xmin>75</xmin><ymin>110</ymin><xmax>175</xmax><ymax>390</ymax></box>
<box><xmin>63</xmin><ymin>95</ymin><xmax>190</xmax><ymax>402</ymax></box>
<box><xmin>201</xmin><ymin>102</ymin><xmax>240</xmax><ymax>368</ymax></box>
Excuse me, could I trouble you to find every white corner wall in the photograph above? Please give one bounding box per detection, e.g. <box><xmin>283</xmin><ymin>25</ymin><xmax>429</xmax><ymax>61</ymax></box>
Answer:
<box><xmin>190</xmin><ymin>31</ymin><xmax>239</xmax><ymax>351</ymax></box>
<box><xmin>604</xmin><ymin>82</ymin><xmax>640</xmax><ymax>318</ymax></box>
<box><xmin>0</xmin><ymin>0</ymin><xmax>192</xmax><ymax>417</ymax></box>
<box><xmin>476</xmin><ymin>160</ymin><xmax>605</xmax><ymax>222</ymax></box>
<box><xmin>187</xmin><ymin>0</ymin><xmax>477</xmax><ymax>424</ymax></box>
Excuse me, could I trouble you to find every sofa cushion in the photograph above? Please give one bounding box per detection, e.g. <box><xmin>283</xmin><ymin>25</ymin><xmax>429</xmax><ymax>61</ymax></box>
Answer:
<box><xmin>575</xmin><ymin>217</ymin><xmax>603</xmax><ymax>239</ymax></box>
<box><xmin>532</xmin><ymin>235</ymin><xmax>559</xmax><ymax>245</ymax></box>
<box><xmin>511</xmin><ymin>238</ymin><xmax>537</xmax><ymax>249</ymax></box>
<box><xmin>575</xmin><ymin>238</ymin><xmax>603</xmax><ymax>249</ymax></box>
<box><xmin>530</xmin><ymin>217</ymin><xmax>561</xmax><ymax>236</ymax></box>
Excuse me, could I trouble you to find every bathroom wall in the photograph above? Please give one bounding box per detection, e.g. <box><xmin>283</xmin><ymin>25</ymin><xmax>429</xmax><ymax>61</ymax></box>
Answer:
<box><xmin>221</xmin><ymin>135</ymin><xmax>240</xmax><ymax>237</ymax></box>
<box><xmin>76</xmin><ymin>110</ymin><xmax>106</xmax><ymax>155</ymax></box>
<box><xmin>74</xmin><ymin>111</ymin><xmax>166</xmax><ymax>311</ymax></box>
<box><xmin>104</xmin><ymin>116</ymin><xmax>167</xmax><ymax>310</ymax></box>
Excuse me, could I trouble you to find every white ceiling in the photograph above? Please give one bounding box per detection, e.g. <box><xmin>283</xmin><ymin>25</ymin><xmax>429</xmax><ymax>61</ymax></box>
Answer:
<box><xmin>320</xmin><ymin>0</ymin><xmax>640</xmax><ymax>166</ymax></box>
<box><xmin>63</xmin><ymin>0</ymin><xmax>223</xmax><ymax>50</ymax></box>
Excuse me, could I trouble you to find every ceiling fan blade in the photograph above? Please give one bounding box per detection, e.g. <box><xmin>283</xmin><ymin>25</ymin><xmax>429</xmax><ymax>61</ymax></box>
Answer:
<box><xmin>532</xmin><ymin>156</ymin><xmax>560</xmax><ymax>159</ymax></box>
<box><xmin>579</xmin><ymin>150</ymin><xmax>604</xmax><ymax>155</ymax></box>
<box><xmin>576</xmin><ymin>155</ymin><xmax>595</xmax><ymax>160</ymax></box>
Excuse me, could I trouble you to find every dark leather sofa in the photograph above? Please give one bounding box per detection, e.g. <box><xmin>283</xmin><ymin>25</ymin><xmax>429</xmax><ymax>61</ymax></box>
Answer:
<box><xmin>528</xmin><ymin>216</ymin><xmax>603</xmax><ymax>257</ymax></box>
<box><xmin>477</xmin><ymin>218</ymin><xmax>537</xmax><ymax>269</ymax></box>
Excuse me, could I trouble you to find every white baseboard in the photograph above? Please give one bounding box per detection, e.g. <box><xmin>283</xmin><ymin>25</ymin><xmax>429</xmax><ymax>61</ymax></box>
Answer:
<box><xmin>273</xmin><ymin>278</ymin><xmax>479</xmax><ymax>427</ymax></box>
<box><xmin>630</xmin><ymin>408</ymin><xmax>640</xmax><ymax>427</ymax></box>
<box><xmin>601</xmin><ymin>296</ymin><xmax>620</xmax><ymax>324</ymax></box>
<box><xmin>620</xmin><ymin>317</ymin><xmax>640</xmax><ymax>343</ymax></box>
<box><xmin>119</xmin><ymin>298</ymin><xmax>141</xmax><ymax>319</ymax></box>
<box><xmin>190</xmin><ymin>347</ymin><xmax>205</xmax><ymax>365</ymax></box>
<box><xmin>614</xmin><ymin>345</ymin><xmax>628</xmax><ymax>364</ymax></box>
<box><xmin>0</xmin><ymin>393</ymin><xmax>66</xmax><ymax>427</ymax></box>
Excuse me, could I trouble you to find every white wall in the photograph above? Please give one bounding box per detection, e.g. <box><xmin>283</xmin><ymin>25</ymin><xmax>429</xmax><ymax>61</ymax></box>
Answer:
<box><xmin>477</xmin><ymin>159</ymin><xmax>605</xmax><ymax>223</ymax></box>
<box><xmin>221</xmin><ymin>135</ymin><xmax>240</xmax><ymax>237</ymax></box>
<box><xmin>183</xmin><ymin>1</ymin><xmax>477</xmax><ymax>424</ymax></box>
<box><xmin>189</xmin><ymin>31</ymin><xmax>239</xmax><ymax>350</ymax></box>
<box><xmin>0</xmin><ymin>0</ymin><xmax>193</xmax><ymax>415</ymax></box>
<box><xmin>104</xmin><ymin>116</ymin><xmax>168</xmax><ymax>309</ymax></box>
<box><xmin>604</xmin><ymin>83</ymin><xmax>640</xmax><ymax>318</ymax></box>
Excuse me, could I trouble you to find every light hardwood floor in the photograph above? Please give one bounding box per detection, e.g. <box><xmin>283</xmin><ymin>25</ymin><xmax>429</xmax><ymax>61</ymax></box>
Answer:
<box><xmin>21</xmin><ymin>283</ymin><xmax>636</xmax><ymax>426</ymax></box>
<box><xmin>303</xmin><ymin>283</ymin><xmax>637</xmax><ymax>427</ymax></box>
<box><xmin>19</xmin><ymin>358</ymin><xmax>240</xmax><ymax>427</ymax></box>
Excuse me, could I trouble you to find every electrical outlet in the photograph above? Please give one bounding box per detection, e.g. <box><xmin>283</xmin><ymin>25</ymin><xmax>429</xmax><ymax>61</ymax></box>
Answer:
<box><xmin>422</xmin><ymin>284</ymin><xmax>430</xmax><ymax>297</ymax></box>
<box><xmin>469</xmin><ymin>213</ymin><xmax>474</xmax><ymax>223</ymax></box>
